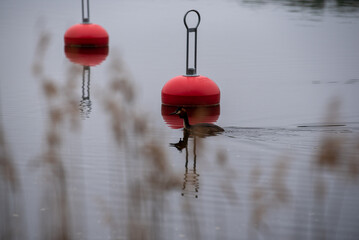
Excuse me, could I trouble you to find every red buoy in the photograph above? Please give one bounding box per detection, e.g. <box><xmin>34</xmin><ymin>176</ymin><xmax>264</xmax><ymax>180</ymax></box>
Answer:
<box><xmin>161</xmin><ymin>10</ymin><xmax>220</xmax><ymax>107</ymax></box>
<box><xmin>64</xmin><ymin>46</ymin><xmax>108</xmax><ymax>66</ymax></box>
<box><xmin>162</xmin><ymin>105</ymin><xmax>220</xmax><ymax>129</ymax></box>
<box><xmin>64</xmin><ymin>0</ymin><xmax>108</xmax><ymax>48</ymax></box>
<box><xmin>162</xmin><ymin>75</ymin><xmax>220</xmax><ymax>106</ymax></box>
<box><xmin>64</xmin><ymin>23</ymin><xmax>109</xmax><ymax>47</ymax></box>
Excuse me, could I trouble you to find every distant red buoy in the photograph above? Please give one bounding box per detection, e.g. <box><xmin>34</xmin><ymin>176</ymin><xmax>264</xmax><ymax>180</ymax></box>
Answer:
<box><xmin>162</xmin><ymin>75</ymin><xmax>220</xmax><ymax>106</ymax></box>
<box><xmin>64</xmin><ymin>46</ymin><xmax>108</xmax><ymax>66</ymax></box>
<box><xmin>64</xmin><ymin>0</ymin><xmax>108</xmax><ymax>48</ymax></box>
<box><xmin>162</xmin><ymin>105</ymin><xmax>220</xmax><ymax>129</ymax></box>
<box><xmin>64</xmin><ymin>23</ymin><xmax>108</xmax><ymax>47</ymax></box>
<box><xmin>161</xmin><ymin>10</ymin><xmax>220</xmax><ymax>107</ymax></box>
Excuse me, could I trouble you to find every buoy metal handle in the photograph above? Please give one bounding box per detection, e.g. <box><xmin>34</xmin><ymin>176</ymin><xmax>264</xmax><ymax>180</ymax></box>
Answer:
<box><xmin>184</xmin><ymin>10</ymin><xmax>201</xmax><ymax>30</ymax></box>
<box><xmin>82</xmin><ymin>0</ymin><xmax>90</xmax><ymax>23</ymax></box>
<box><xmin>184</xmin><ymin>10</ymin><xmax>201</xmax><ymax>76</ymax></box>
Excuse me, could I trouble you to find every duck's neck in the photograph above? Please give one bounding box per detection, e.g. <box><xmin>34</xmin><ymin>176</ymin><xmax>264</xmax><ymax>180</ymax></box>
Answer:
<box><xmin>182</xmin><ymin>114</ymin><xmax>191</xmax><ymax>129</ymax></box>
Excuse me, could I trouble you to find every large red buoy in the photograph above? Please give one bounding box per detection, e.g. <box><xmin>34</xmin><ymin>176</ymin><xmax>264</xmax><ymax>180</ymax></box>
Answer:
<box><xmin>161</xmin><ymin>10</ymin><xmax>220</xmax><ymax>107</ymax></box>
<box><xmin>64</xmin><ymin>0</ymin><xmax>108</xmax><ymax>47</ymax></box>
<box><xmin>162</xmin><ymin>105</ymin><xmax>220</xmax><ymax>129</ymax></box>
<box><xmin>162</xmin><ymin>75</ymin><xmax>220</xmax><ymax>106</ymax></box>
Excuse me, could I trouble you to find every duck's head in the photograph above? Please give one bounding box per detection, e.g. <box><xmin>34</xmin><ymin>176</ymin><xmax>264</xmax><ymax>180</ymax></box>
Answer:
<box><xmin>170</xmin><ymin>107</ymin><xmax>187</xmax><ymax>119</ymax></box>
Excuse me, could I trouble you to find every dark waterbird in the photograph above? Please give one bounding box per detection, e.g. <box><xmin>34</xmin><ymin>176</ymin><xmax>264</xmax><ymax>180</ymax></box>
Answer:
<box><xmin>170</xmin><ymin>107</ymin><xmax>224</xmax><ymax>136</ymax></box>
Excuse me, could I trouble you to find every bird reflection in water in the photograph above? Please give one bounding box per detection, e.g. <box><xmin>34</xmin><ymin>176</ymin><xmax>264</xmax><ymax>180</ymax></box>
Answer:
<box><xmin>171</xmin><ymin>130</ymin><xmax>200</xmax><ymax>198</ymax></box>
<box><xmin>79</xmin><ymin>66</ymin><xmax>92</xmax><ymax>119</ymax></box>
<box><xmin>169</xmin><ymin>107</ymin><xmax>224</xmax><ymax>198</ymax></box>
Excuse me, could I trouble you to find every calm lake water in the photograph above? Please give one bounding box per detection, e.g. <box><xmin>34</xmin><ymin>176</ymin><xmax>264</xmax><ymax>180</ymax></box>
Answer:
<box><xmin>1</xmin><ymin>0</ymin><xmax>359</xmax><ymax>239</ymax></box>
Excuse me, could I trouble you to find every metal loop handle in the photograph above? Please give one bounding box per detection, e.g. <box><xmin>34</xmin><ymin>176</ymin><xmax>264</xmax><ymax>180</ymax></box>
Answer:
<box><xmin>184</xmin><ymin>10</ymin><xmax>201</xmax><ymax>76</ymax></box>
<box><xmin>183</xmin><ymin>10</ymin><xmax>201</xmax><ymax>31</ymax></box>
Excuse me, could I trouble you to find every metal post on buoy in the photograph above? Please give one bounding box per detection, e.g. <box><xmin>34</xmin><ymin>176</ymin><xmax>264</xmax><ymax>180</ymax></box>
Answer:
<box><xmin>184</xmin><ymin>10</ymin><xmax>201</xmax><ymax>76</ymax></box>
<box><xmin>82</xmin><ymin>0</ymin><xmax>90</xmax><ymax>23</ymax></box>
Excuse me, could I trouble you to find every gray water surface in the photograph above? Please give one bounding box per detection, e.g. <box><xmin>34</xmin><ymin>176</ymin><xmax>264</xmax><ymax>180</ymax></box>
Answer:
<box><xmin>1</xmin><ymin>0</ymin><xmax>359</xmax><ymax>239</ymax></box>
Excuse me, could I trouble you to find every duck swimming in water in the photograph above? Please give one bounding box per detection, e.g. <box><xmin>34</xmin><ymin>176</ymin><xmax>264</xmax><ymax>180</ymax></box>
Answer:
<box><xmin>170</xmin><ymin>107</ymin><xmax>224</xmax><ymax>135</ymax></box>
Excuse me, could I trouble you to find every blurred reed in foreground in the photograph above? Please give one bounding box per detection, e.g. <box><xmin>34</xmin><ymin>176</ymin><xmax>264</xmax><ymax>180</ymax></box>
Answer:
<box><xmin>0</xmin><ymin>112</ymin><xmax>24</xmax><ymax>240</ymax></box>
<box><xmin>32</xmin><ymin>30</ymin><xmax>83</xmax><ymax>240</ymax></box>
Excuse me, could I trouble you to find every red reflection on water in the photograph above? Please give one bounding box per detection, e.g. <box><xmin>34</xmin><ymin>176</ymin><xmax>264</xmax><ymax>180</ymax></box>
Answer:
<box><xmin>64</xmin><ymin>46</ymin><xmax>109</xmax><ymax>66</ymax></box>
<box><xmin>161</xmin><ymin>105</ymin><xmax>220</xmax><ymax>129</ymax></box>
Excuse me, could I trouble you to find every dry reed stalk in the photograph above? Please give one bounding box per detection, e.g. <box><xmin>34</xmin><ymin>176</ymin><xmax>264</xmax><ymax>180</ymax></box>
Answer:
<box><xmin>0</xmin><ymin>123</ymin><xmax>18</xmax><ymax>190</ymax></box>
<box><xmin>216</xmin><ymin>149</ymin><xmax>239</xmax><ymax>204</ymax></box>
<box><xmin>31</xmin><ymin>29</ymin><xmax>83</xmax><ymax>240</ymax></box>
<box><xmin>249</xmin><ymin>155</ymin><xmax>291</xmax><ymax>237</ymax></box>
<box><xmin>0</xmin><ymin>115</ymin><xmax>24</xmax><ymax>240</ymax></box>
<box><xmin>100</xmin><ymin>51</ymin><xmax>185</xmax><ymax>240</ymax></box>
<box><xmin>309</xmin><ymin>99</ymin><xmax>359</xmax><ymax>239</ymax></box>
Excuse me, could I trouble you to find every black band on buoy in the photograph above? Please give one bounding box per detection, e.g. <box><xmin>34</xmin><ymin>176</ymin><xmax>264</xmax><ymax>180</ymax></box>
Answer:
<box><xmin>184</xmin><ymin>10</ymin><xmax>201</xmax><ymax>76</ymax></box>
